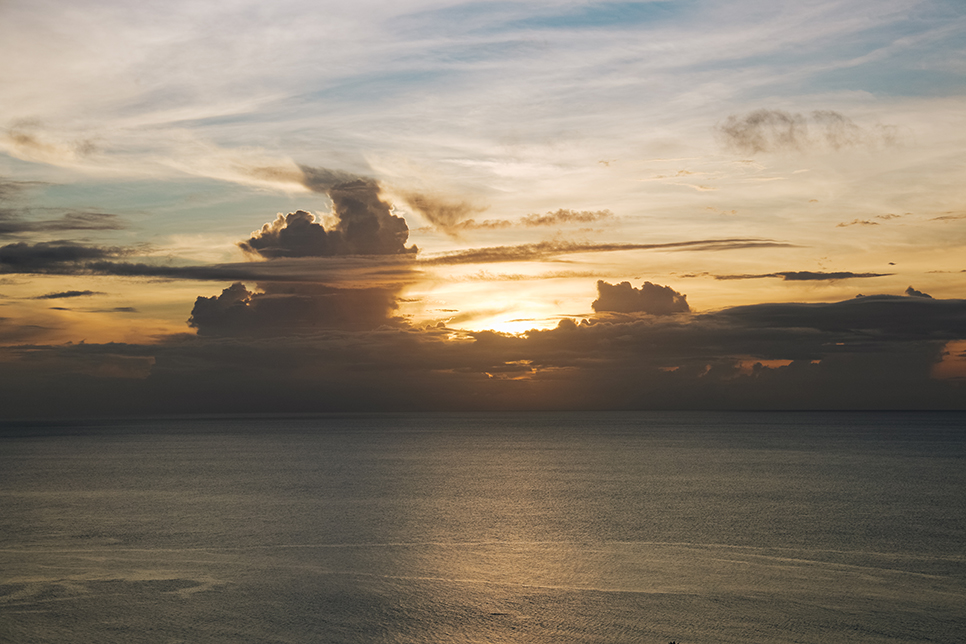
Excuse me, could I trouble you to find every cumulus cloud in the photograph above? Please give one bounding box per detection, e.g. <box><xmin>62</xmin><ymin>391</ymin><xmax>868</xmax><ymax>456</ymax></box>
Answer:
<box><xmin>238</xmin><ymin>211</ymin><xmax>331</xmax><ymax>259</ymax></box>
<box><xmin>592</xmin><ymin>280</ymin><xmax>690</xmax><ymax>315</ymax></box>
<box><xmin>906</xmin><ymin>286</ymin><xmax>932</xmax><ymax>298</ymax></box>
<box><xmin>188</xmin><ymin>281</ymin><xmax>400</xmax><ymax>336</ymax></box>
<box><xmin>239</xmin><ymin>180</ymin><xmax>417</xmax><ymax>258</ymax></box>
<box><xmin>717</xmin><ymin>109</ymin><xmax>896</xmax><ymax>154</ymax></box>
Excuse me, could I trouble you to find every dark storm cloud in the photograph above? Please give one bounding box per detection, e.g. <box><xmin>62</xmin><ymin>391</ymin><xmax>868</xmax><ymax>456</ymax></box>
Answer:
<box><xmin>34</xmin><ymin>290</ymin><xmax>104</xmax><ymax>300</ymax></box>
<box><xmin>709</xmin><ymin>271</ymin><xmax>891</xmax><ymax>281</ymax></box>
<box><xmin>906</xmin><ymin>286</ymin><xmax>933</xmax><ymax>298</ymax></box>
<box><xmin>188</xmin><ymin>282</ymin><xmax>400</xmax><ymax>336</ymax></box>
<box><xmin>592</xmin><ymin>280</ymin><xmax>690</xmax><ymax>315</ymax></box>
<box><xmin>717</xmin><ymin>109</ymin><xmax>896</xmax><ymax>154</ymax></box>
<box><xmin>239</xmin><ymin>181</ymin><xmax>417</xmax><ymax>259</ymax></box>
<box><xmin>425</xmin><ymin>238</ymin><xmax>794</xmax><ymax>265</ymax></box>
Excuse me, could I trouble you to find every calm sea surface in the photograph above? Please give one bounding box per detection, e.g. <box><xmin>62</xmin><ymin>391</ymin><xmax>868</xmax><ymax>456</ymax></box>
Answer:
<box><xmin>1</xmin><ymin>411</ymin><xmax>964</xmax><ymax>643</ymax></box>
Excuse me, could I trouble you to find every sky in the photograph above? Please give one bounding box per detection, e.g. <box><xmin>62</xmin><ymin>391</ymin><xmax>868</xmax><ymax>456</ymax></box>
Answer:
<box><xmin>1</xmin><ymin>0</ymin><xmax>965</xmax><ymax>416</ymax></box>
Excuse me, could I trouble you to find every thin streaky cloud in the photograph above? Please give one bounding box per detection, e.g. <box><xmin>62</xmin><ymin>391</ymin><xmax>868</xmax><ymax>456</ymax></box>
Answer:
<box><xmin>424</xmin><ymin>239</ymin><xmax>796</xmax><ymax>265</ymax></box>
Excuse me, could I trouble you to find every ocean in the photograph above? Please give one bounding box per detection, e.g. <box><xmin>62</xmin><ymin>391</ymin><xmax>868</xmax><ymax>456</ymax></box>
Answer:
<box><xmin>1</xmin><ymin>411</ymin><xmax>964</xmax><ymax>643</ymax></box>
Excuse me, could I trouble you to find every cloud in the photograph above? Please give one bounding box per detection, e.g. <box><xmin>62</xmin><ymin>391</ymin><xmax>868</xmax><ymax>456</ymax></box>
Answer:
<box><xmin>0</xmin><ymin>211</ymin><xmax>124</xmax><ymax>236</ymax></box>
<box><xmin>592</xmin><ymin>280</ymin><xmax>690</xmax><ymax>315</ymax></box>
<box><xmin>520</xmin><ymin>209</ymin><xmax>614</xmax><ymax>227</ymax></box>
<box><xmin>445</xmin><ymin>218</ymin><xmax>515</xmax><ymax>232</ymax></box>
<box><xmin>456</xmin><ymin>270</ymin><xmax>604</xmax><ymax>282</ymax></box>
<box><xmin>405</xmin><ymin>200</ymin><xmax>614</xmax><ymax>237</ymax></box>
<box><xmin>2</xmin><ymin>123</ymin><xmax>97</xmax><ymax>166</ymax></box>
<box><xmin>0</xmin><ymin>241</ymin><xmax>125</xmax><ymax>272</ymax></box>
<box><xmin>425</xmin><ymin>238</ymin><xmax>795</xmax><ymax>265</ymax></box>
<box><xmin>0</xmin><ymin>178</ymin><xmax>46</xmax><ymax>201</ymax></box>
<box><xmin>717</xmin><ymin>109</ymin><xmax>896</xmax><ymax>154</ymax></box>
<box><xmin>3</xmin><ymin>293</ymin><xmax>964</xmax><ymax>417</ymax></box>
<box><xmin>837</xmin><ymin>213</ymin><xmax>902</xmax><ymax>227</ymax></box>
<box><xmin>836</xmin><ymin>219</ymin><xmax>878</xmax><ymax>228</ymax></box>
<box><xmin>238</xmin><ymin>211</ymin><xmax>331</xmax><ymax>259</ymax></box>
<box><xmin>906</xmin><ymin>286</ymin><xmax>932</xmax><ymax>298</ymax></box>
<box><xmin>931</xmin><ymin>212</ymin><xmax>966</xmax><ymax>222</ymax></box>
<box><xmin>0</xmin><ymin>241</ymin><xmax>418</xmax><ymax>287</ymax></box>
<box><xmin>401</xmin><ymin>192</ymin><xmax>489</xmax><ymax>234</ymax></box>
<box><xmin>188</xmin><ymin>281</ymin><xmax>400</xmax><ymax>336</ymax></box>
<box><xmin>34</xmin><ymin>290</ymin><xmax>104</xmax><ymax>299</ymax></box>
<box><xmin>709</xmin><ymin>271</ymin><xmax>891</xmax><ymax>281</ymax></box>
<box><xmin>436</xmin><ymin>211</ymin><xmax>613</xmax><ymax>235</ymax></box>
<box><xmin>239</xmin><ymin>180</ymin><xmax>417</xmax><ymax>258</ymax></box>
<box><xmin>298</xmin><ymin>165</ymin><xmax>365</xmax><ymax>193</ymax></box>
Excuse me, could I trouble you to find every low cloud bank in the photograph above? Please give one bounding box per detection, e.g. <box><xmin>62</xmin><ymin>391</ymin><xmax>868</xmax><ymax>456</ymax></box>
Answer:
<box><xmin>4</xmin><ymin>291</ymin><xmax>963</xmax><ymax>416</ymax></box>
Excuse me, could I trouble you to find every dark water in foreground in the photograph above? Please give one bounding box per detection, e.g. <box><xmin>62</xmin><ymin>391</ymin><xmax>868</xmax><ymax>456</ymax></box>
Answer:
<box><xmin>1</xmin><ymin>411</ymin><xmax>964</xmax><ymax>643</ymax></box>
